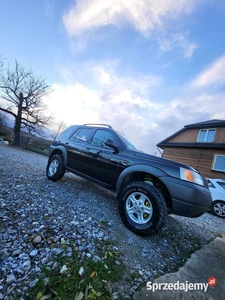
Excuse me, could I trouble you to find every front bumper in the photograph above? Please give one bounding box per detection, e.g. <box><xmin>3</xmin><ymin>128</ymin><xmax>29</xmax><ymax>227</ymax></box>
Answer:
<box><xmin>160</xmin><ymin>176</ymin><xmax>212</xmax><ymax>217</ymax></box>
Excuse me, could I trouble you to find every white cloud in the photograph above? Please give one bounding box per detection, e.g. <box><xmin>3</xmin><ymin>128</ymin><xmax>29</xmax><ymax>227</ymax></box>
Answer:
<box><xmin>46</xmin><ymin>59</ymin><xmax>225</xmax><ymax>154</ymax></box>
<box><xmin>56</xmin><ymin>65</ymin><xmax>74</xmax><ymax>81</ymax></box>
<box><xmin>190</xmin><ymin>54</ymin><xmax>225</xmax><ymax>88</ymax></box>
<box><xmin>63</xmin><ymin>0</ymin><xmax>196</xmax><ymax>37</ymax></box>
<box><xmin>46</xmin><ymin>83</ymin><xmax>102</xmax><ymax>125</ymax></box>
<box><xmin>46</xmin><ymin>62</ymin><xmax>164</xmax><ymax>152</ymax></box>
<box><xmin>63</xmin><ymin>0</ymin><xmax>199</xmax><ymax>58</ymax></box>
<box><xmin>158</xmin><ymin>32</ymin><xmax>197</xmax><ymax>59</ymax></box>
<box><xmin>154</xmin><ymin>91</ymin><xmax>225</xmax><ymax>143</ymax></box>
<box><xmin>91</xmin><ymin>61</ymin><xmax>162</xmax><ymax>94</ymax></box>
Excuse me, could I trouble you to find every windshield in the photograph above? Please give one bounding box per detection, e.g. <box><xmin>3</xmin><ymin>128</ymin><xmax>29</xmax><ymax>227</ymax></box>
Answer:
<box><xmin>117</xmin><ymin>132</ymin><xmax>139</xmax><ymax>150</ymax></box>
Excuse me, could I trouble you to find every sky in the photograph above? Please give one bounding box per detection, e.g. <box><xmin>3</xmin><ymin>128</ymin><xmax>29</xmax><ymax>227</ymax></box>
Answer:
<box><xmin>0</xmin><ymin>0</ymin><xmax>225</xmax><ymax>154</ymax></box>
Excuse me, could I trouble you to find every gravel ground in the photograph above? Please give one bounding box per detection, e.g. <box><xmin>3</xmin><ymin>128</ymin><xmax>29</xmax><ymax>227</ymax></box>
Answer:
<box><xmin>0</xmin><ymin>144</ymin><xmax>224</xmax><ymax>299</ymax></box>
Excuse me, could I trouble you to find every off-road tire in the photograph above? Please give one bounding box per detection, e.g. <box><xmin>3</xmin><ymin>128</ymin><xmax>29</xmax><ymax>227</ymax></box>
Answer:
<box><xmin>46</xmin><ymin>154</ymin><xmax>66</xmax><ymax>181</ymax></box>
<box><xmin>118</xmin><ymin>181</ymin><xmax>167</xmax><ymax>235</ymax></box>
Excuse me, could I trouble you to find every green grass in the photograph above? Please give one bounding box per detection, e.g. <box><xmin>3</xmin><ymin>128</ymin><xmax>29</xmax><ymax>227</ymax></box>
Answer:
<box><xmin>216</xmin><ymin>233</ymin><xmax>223</xmax><ymax>238</ymax></box>
<box><xmin>25</xmin><ymin>240</ymin><xmax>124</xmax><ymax>300</ymax></box>
<box><xmin>185</xmin><ymin>234</ymin><xmax>201</xmax><ymax>245</ymax></box>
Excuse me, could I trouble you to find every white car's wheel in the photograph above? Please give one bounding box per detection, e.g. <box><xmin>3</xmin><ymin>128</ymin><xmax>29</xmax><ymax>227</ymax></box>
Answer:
<box><xmin>211</xmin><ymin>200</ymin><xmax>225</xmax><ymax>218</ymax></box>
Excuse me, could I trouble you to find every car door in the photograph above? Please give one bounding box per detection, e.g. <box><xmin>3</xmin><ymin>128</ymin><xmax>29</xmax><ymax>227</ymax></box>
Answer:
<box><xmin>65</xmin><ymin>127</ymin><xmax>95</xmax><ymax>175</ymax></box>
<box><xmin>86</xmin><ymin>129</ymin><xmax>122</xmax><ymax>187</ymax></box>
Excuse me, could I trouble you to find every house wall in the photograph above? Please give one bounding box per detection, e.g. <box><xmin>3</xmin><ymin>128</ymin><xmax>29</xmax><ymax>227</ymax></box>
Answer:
<box><xmin>214</xmin><ymin>127</ymin><xmax>225</xmax><ymax>143</ymax></box>
<box><xmin>167</xmin><ymin>127</ymin><xmax>225</xmax><ymax>143</ymax></box>
<box><xmin>168</xmin><ymin>129</ymin><xmax>199</xmax><ymax>143</ymax></box>
<box><xmin>162</xmin><ymin>147</ymin><xmax>225</xmax><ymax>179</ymax></box>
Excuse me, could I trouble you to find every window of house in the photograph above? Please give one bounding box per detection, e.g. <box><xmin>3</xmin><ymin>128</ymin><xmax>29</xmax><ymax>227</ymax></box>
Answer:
<box><xmin>197</xmin><ymin>129</ymin><xmax>215</xmax><ymax>142</ymax></box>
<box><xmin>212</xmin><ymin>155</ymin><xmax>225</xmax><ymax>172</ymax></box>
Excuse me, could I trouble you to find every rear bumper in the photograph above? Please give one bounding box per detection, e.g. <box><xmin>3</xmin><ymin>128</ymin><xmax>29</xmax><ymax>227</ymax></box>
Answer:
<box><xmin>160</xmin><ymin>176</ymin><xmax>212</xmax><ymax>217</ymax></box>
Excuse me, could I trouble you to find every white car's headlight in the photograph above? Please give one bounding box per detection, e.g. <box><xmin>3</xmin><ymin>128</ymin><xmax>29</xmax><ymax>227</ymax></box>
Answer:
<box><xmin>180</xmin><ymin>167</ymin><xmax>204</xmax><ymax>186</ymax></box>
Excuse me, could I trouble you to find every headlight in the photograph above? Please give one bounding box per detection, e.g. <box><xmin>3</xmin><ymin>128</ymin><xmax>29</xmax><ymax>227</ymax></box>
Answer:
<box><xmin>180</xmin><ymin>168</ymin><xmax>204</xmax><ymax>186</ymax></box>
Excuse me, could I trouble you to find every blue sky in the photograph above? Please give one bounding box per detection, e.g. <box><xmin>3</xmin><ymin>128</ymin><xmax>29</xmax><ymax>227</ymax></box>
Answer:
<box><xmin>1</xmin><ymin>0</ymin><xmax>225</xmax><ymax>153</ymax></box>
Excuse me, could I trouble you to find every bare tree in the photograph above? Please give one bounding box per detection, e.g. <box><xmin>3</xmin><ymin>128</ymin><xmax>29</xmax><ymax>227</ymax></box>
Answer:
<box><xmin>0</xmin><ymin>55</ymin><xmax>3</xmax><ymax>72</ymax></box>
<box><xmin>0</xmin><ymin>112</ymin><xmax>7</xmax><ymax>130</ymax></box>
<box><xmin>0</xmin><ymin>60</ymin><xmax>52</xmax><ymax>145</ymax></box>
<box><xmin>51</xmin><ymin>120</ymin><xmax>67</xmax><ymax>140</ymax></box>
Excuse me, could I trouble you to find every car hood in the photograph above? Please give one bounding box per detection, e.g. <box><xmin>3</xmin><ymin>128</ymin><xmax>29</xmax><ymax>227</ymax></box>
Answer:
<box><xmin>132</xmin><ymin>150</ymin><xmax>195</xmax><ymax>170</ymax></box>
<box><xmin>209</xmin><ymin>187</ymin><xmax>225</xmax><ymax>201</ymax></box>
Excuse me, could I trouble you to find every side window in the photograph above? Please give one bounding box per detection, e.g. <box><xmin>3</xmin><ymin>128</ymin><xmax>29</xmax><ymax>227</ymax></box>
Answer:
<box><xmin>70</xmin><ymin>128</ymin><xmax>93</xmax><ymax>143</ymax></box>
<box><xmin>206</xmin><ymin>179</ymin><xmax>215</xmax><ymax>188</ymax></box>
<box><xmin>91</xmin><ymin>130</ymin><xmax>117</xmax><ymax>148</ymax></box>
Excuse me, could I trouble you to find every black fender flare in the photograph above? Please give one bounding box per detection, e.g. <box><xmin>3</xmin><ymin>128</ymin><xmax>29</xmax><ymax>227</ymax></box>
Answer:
<box><xmin>49</xmin><ymin>146</ymin><xmax>68</xmax><ymax>167</ymax></box>
<box><xmin>116</xmin><ymin>164</ymin><xmax>167</xmax><ymax>195</ymax></box>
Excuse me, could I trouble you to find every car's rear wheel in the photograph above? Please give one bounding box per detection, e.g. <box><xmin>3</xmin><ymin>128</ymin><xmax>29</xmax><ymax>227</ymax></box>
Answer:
<box><xmin>46</xmin><ymin>154</ymin><xmax>65</xmax><ymax>181</ymax></box>
<box><xmin>211</xmin><ymin>200</ymin><xmax>225</xmax><ymax>218</ymax></box>
<box><xmin>118</xmin><ymin>181</ymin><xmax>167</xmax><ymax>235</ymax></box>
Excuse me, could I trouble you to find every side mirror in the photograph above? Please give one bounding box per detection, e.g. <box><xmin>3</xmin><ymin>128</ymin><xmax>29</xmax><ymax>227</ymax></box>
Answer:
<box><xmin>105</xmin><ymin>139</ymin><xmax>119</xmax><ymax>153</ymax></box>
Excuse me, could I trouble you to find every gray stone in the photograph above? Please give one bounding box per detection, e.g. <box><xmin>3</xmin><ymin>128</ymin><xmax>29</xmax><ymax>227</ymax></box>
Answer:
<box><xmin>0</xmin><ymin>249</ymin><xmax>9</xmax><ymax>260</ymax></box>
<box><xmin>32</xmin><ymin>235</ymin><xmax>42</xmax><ymax>245</ymax></box>
<box><xmin>6</xmin><ymin>274</ymin><xmax>16</xmax><ymax>284</ymax></box>
<box><xmin>29</xmin><ymin>278</ymin><xmax>39</xmax><ymax>288</ymax></box>
<box><xmin>60</xmin><ymin>265</ymin><xmax>68</xmax><ymax>274</ymax></box>
<box><xmin>52</xmin><ymin>248</ymin><xmax>63</xmax><ymax>256</ymax></box>
<box><xmin>23</xmin><ymin>259</ymin><xmax>31</xmax><ymax>271</ymax></box>
<box><xmin>29</xmin><ymin>249</ymin><xmax>38</xmax><ymax>257</ymax></box>
<box><xmin>93</xmin><ymin>255</ymin><xmax>101</xmax><ymax>262</ymax></box>
<box><xmin>141</xmin><ymin>252</ymin><xmax>147</xmax><ymax>258</ymax></box>
<box><xmin>12</xmin><ymin>249</ymin><xmax>22</xmax><ymax>256</ymax></box>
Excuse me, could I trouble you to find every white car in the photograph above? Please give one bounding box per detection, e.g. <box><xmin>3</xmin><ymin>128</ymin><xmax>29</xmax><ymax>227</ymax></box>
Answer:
<box><xmin>0</xmin><ymin>137</ymin><xmax>9</xmax><ymax>145</ymax></box>
<box><xmin>206</xmin><ymin>178</ymin><xmax>225</xmax><ymax>218</ymax></box>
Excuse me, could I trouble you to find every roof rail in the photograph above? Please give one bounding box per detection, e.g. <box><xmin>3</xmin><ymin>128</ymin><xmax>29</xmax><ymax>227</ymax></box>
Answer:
<box><xmin>83</xmin><ymin>124</ymin><xmax>113</xmax><ymax>129</ymax></box>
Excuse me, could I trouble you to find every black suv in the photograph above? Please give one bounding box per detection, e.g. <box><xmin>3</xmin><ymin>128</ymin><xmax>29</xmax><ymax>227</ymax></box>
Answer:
<box><xmin>46</xmin><ymin>124</ymin><xmax>211</xmax><ymax>235</ymax></box>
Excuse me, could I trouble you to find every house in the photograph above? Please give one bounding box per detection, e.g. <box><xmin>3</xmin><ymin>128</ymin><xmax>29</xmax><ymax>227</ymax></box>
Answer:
<box><xmin>157</xmin><ymin>119</ymin><xmax>225</xmax><ymax>179</ymax></box>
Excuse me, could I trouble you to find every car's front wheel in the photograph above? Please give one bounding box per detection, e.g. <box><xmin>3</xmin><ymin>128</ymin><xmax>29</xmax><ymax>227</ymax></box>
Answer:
<box><xmin>46</xmin><ymin>154</ymin><xmax>66</xmax><ymax>181</ymax></box>
<box><xmin>118</xmin><ymin>181</ymin><xmax>167</xmax><ymax>235</ymax></box>
<box><xmin>211</xmin><ymin>200</ymin><xmax>225</xmax><ymax>218</ymax></box>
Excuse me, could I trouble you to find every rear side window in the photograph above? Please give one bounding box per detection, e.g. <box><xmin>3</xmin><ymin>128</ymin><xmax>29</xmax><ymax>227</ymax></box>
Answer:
<box><xmin>57</xmin><ymin>126</ymin><xmax>78</xmax><ymax>141</ymax></box>
<box><xmin>71</xmin><ymin>128</ymin><xmax>94</xmax><ymax>143</ymax></box>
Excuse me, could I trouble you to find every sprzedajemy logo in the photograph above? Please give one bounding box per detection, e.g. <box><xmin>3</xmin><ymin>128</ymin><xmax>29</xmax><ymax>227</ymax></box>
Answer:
<box><xmin>146</xmin><ymin>280</ymin><xmax>210</xmax><ymax>293</ymax></box>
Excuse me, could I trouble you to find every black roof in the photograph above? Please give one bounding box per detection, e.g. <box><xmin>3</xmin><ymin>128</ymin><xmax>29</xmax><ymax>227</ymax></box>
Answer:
<box><xmin>184</xmin><ymin>119</ymin><xmax>225</xmax><ymax>129</ymax></box>
<box><xmin>157</xmin><ymin>142</ymin><xmax>225</xmax><ymax>149</ymax></box>
<box><xmin>157</xmin><ymin>119</ymin><xmax>225</xmax><ymax>149</ymax></box>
